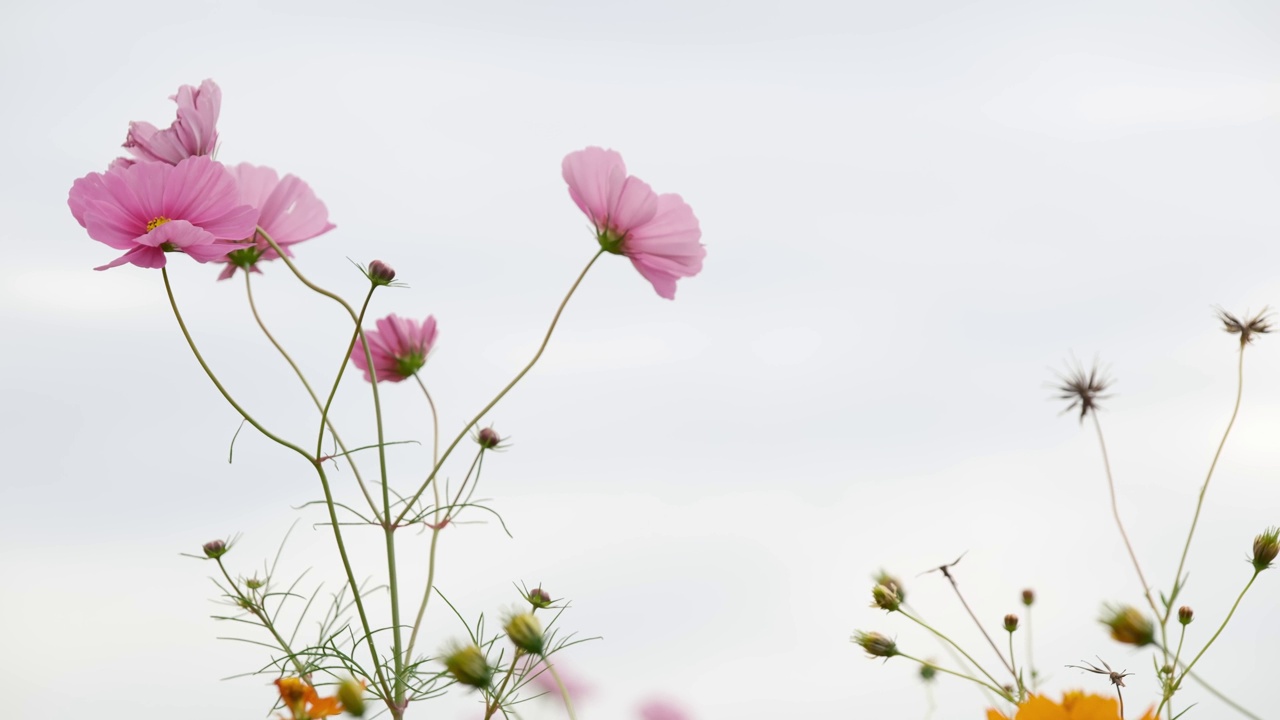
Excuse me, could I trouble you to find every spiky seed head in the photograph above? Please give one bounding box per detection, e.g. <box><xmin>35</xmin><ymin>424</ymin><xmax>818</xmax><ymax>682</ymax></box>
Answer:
<box><xmin>852</xmin><ymin>630</ymin><xmax>899</xmax><ymax>658</ymax></box>
<box><xmin>1216</xmin><ymin>307</ymin><xmax>1273</xmax><ymax>347</ymax></box>
<box><xmin>1052</xmin><ymin>361</ymin><xmax>1113</xmax><ymax>423</ymax></box>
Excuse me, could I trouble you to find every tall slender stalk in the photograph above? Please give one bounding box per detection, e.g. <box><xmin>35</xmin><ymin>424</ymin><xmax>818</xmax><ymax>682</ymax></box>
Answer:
<box><xmin>161</xmin><ymin>269</ymin><xmax>392</xmax><ymax>706</ymax></box>
<box><xmin>244</xmin><ymin>272</ymin><xmax>381</xmax><ymax>519</ymax></box>
<box><xmin>393</xmin><ymin>250</ymin><xmax>604</xmax><ymax>527</ymax></box>
<box><xmin>1166</xmin><ymin>346</ymin><xmax>1246</xmax><ymax>621</ymax></box>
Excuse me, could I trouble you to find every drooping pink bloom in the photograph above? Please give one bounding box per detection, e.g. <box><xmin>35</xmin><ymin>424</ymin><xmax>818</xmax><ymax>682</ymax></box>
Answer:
<box><xmin>562</xmin><ymin>147</ymin><xmax>704</xmax><ymax>300</ymax></box>
<box><xmin>68</xmin><ymin>155</ymin><xmax>258</xmax><ymax>271</ymax></box>
<box><xmin>217</xmin><ymin>163</ymin><xmax>336</xmax><ymax>280</ymax></box>
<box><xmin>122</xmin><ymin>79</ymin><xmax>221</xmax><ymax>165</ymax></box>
<box><xmin>638</xmin><ymin>699</ymin><xmax>692</xmax><ymax>720</ymax></box>
<box><xmin>351</xmin><ymin>314</ymin><xmax>439</xmax><ymax>383</ymax></box>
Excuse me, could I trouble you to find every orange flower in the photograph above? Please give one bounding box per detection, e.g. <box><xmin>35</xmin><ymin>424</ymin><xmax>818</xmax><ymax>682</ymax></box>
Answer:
<box><xmin>987</xmin><ymin>692</ymin><xmax>1156</xmax><ymax>720</ymax></box>
<box><xmin>274</xmin><ymin>677</ymin><xmax>345</xmax><ymax>720</ymax></box>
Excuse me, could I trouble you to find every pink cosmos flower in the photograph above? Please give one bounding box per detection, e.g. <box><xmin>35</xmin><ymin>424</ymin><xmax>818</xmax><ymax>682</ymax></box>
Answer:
<box><xmin>638</xmin><ymin>699</ymin><xmax>692</xmax><ymax>720</ymax></box>
<box><xmin>351</xmin><ymin>314</ymin><xmax>439</xmax><ymax>383</ymax></box>
<box><xmin>68</xmin><ymin>155</ymin><xmax>258</xmax><ymax>271</ymax></box>
<box><xmin>217</xmin><ymin>163</ymin><xmax>336</xmax><ymax>280</ymax></box>
<box><xmin>122</xmin><ymin>79</ymin><xmax>221</xmax><ymax>165</ymax></box>
<box><xmin>562</xmin><ymin>147</ymin><xmax>704</xmax><ymax>300</ymax></box>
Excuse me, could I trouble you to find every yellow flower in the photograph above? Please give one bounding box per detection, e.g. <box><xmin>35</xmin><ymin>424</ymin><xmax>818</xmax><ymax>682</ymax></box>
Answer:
<box><xmin>987</xmin><ymin>692</ymin><xmax>1156</xmax><ymax>720</ymax></box>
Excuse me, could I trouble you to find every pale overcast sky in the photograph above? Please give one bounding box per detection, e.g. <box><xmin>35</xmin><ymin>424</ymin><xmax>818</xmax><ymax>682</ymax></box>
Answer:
<box><xmin>4</xmin><ymin>2</ymin><xmax>1280</xmax><ymax>719</ymax></box>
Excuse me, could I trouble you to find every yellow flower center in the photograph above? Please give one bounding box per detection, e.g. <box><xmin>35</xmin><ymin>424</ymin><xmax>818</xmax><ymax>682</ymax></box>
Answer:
<box><xmin>146</xmin><ymin>216</ymin><xmax>171</xmax><ymax>232</ymax></box>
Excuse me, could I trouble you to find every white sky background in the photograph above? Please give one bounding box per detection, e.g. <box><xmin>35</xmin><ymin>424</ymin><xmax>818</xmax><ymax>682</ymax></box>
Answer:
<box><xmin>3</xmin><ymin>1</ymin><xmax>1280</xmax><ymax>718</ymax></box>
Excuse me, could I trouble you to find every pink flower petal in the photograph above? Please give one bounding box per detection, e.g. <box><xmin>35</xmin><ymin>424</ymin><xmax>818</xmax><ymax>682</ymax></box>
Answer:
<box><xmin>94</xmin><ymin>245</ymin><xmax>166</xmax><ymax>271</ymax></box>
<box><xmin>563</xmin><ymin>147</ymin><xmax>627</xmax><ymax>226</ymax></box>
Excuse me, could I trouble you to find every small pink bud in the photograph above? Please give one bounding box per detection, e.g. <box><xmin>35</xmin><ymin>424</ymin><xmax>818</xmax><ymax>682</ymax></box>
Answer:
<box><xmin>367</xmin><ymin>259</ymin><xmax>396</xmax><ymax>285</ymax></box>
<box><xmin>202</xmin><ymin>539</ymin><xmax>228</xmax><ymax>559</ymax></box>
<box><xmin>1003</xmin><ymin>614</ymin><xmax>1019</xmax><ymax>632</ymax></box>
<box><xmin>1021</xmin><ymin>589</ymin><xmax>1035</xmax><ymax>606</ymax></box>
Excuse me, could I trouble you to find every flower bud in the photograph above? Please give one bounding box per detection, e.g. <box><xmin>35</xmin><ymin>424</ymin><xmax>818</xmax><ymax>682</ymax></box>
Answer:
<box><xmin>202</xmin><ymin>539</ymin><xmax>227</xmax><ymax>559</ymax></box>
<box><xmin>873</xmin><ymin>570</ymin><xmax>906</xmax><ymax>604</ymax></box>
<box><xmin>1021</xmin><ymin>589</ymin><xmax>1035</xmax><ymax>606</ymax></box>
<box><xmin>245</xmin><ymin>577</ymin><xmax>265</xmax><ymax>590</ymax></box>
<box><xmin>1159</xmin><ymin>664</ymin><xmax>1174</xmax><ymax>676</ymax></box>
<box><xmin>870</xmin><ymin>583</ymin><xmax>901</xmax><ymax>612</ymax></box>
<box><xmin>476</xmin><ymin>426</ymin><xmax>504</xmax><ymax>450</ymax></box>
<box><xmin>1178</xmin><ymin>606</ymin><xmax>1194</xmax><ymax>625</ymax></box>
<box><xmin>337</xmin><ymin>678</ymin><xmax>367</xmax><ymax>717</ymax></box>
<box><xmin>367</xmin><ymin>260</ymin><xmax>396</xmax><ymax>286</ymax></box>
<box><xmin>524</xmin><ymin>586</ymin><xmax>553</xmax><ymax>610</ymax></box>
<box><xmin>851</xmin><ymin>630</ymin><xmax>899</xmax><ymax>658</ymax></box>
<box><xmin>1099</xmin><ymin>604</ymin><xmax>1155</xmax><ymax>646</ymax></box>
<box><xmin>443</xmin><ymin>644</ymin><xmax>493</xmax><ymax>689</ymax></box>
<box><xmin>505</xmin><ymin>612</ymin><xmax>545</xmax><ymax>655</ymax></box>
<box><xmin>1252</xmin><ymin>526</ymin><xmax>1279</xmax><ymax>572</ymax></box>
<box><xmin>919</xmin><ymin>661</ymin><xmax>937</xmax><ymax>682</ymax></box>
<box><xmin>1003</xmin><ymin>614</ymin><xmax>1019</xmax><ymax>632</ymax></box>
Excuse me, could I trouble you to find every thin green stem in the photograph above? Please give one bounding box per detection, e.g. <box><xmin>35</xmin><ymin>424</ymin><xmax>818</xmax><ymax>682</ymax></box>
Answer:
<box><xmin>1156</xmin><ymin>571</ymin><xmax>1261</xmax><ymax>719</ymax></box>
<box><xmin>244</xmin><ymin>272</ymin><xmax>381</xmax><ymax>520</ymax></box>
<box><xmin>1184</xmin><ymin>668</ymin><xmax>1262</xmax><ymax>720</ymax></box>
<box><xmin>216</xmin><ymin>559</ymin><xmax>308</xmax><ymax>677</ymax></box>
<box><xmin>403</xmin><ymin>375</ymin><xmax>444</xmax><ymax>665</ymax></box>
<box><xmin>903</xmin><ymin>602</ymin><xmax>999</xmax><ymax>706</ymax></box>
<box><xmin>394</xmin><ymin>250</ymin><xmax>604</xmax><ymax>527</ymax></box>
<box><xmin>1090</xmin><ymin>414</ymin><xmax>1166</xmax><ymax>657</ymax></box>
<box><xmin>1166</xmin><ymin>346</ymin><xmax>1246</xmax><ymax>623</ymax></box>
<box><xmin>161</xmin><ymin>269</ymin><xmax>391</xmax><ymax>705</ymax></box>
<box><xmin>1007</xmin><ymin>631</ymin><xmax>1023</xmax><ymax>700</ymax></box>
<box><xmin>899</xmin><ymin>652</ymin><xmax>1012</xmax><ymax>700</ymax></box>
<box><xmin>1024</xmin><ymin>604</ymin><xmax>1037</xmax><ymax>692</ymax></box>
<box><xmin>546</xmin><ymin>659</ymin><xmax>579</xmax><ymax>720</ymax></box>
<box><xmin>898</xmin><ymin>608</ymin><xmax>1010</xmax><ymax>700</ymax></box>
<box><xmin>485</xmin><ymin>649</ymin><xmax>525</xmax><ymax>719</ymax></box>
<box><xmin>1166</xmin><ymin>622</ymin><xmax>1189</xmax><ymax>720</ymax></box>
<box><xmin>939</xmin><ymin>572</ymin><xmax>1016</xmax><ymax>683</ymax></box>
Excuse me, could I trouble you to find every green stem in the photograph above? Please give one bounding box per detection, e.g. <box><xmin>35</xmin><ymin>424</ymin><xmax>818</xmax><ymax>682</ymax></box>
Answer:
<box><xmin>244</xmin><ymin>272</ymin><xmax>381</xmax><ymax>520</ymax></box>
<box><xmin>215</xmin><ymin>558</ymin><xmax>308</xmax><ymax>677</ymax></box>
<box><xmin>898</xmin><ymin>608</ymin><xmax>1010</xmax><ymax>700</ymax></box>
<box><xmin>1166</xmin><ymin>346</ymin><xmax>1246</xmax><ymax>623</ymax></box>
<box><xmin>939</xmin><ymin>572</ymin><xmax>1016</xmax><ymax>683</ymax></box>
<box><xmin>1091</xmin><ymin>414</ymin><xmax>1167</xmax><ymax>665</ymax></box>
<box><xmin>903</xmin><ymin>602</ymin><xmax>999</xmax><ymax>706</ymax></box>
<box><xmin>1184</xmin><ymin>668</ymin><xmax>1263</xmax><ymax>720</ymax></box>
<box><xmin>899</xmin><ymin>652</ymin><xmax>1012</xmax><ymax>701</ymax></box>
<box><xmin>394</xmin><ymin>250</ymin><xmax>604</xmax><ymax>527</ymax></box>
<box><xmin>1007</xmin><ymin>631</ymin><xmax>1023</xmax><ymax>700</ymax></box>
<box><xmin>403</xmin><ymin>375</ymin><xmax>444</xmax><ymax>666</ymax></box>
<box><xmin>485</xmin><ymin>649</ymin><xmax>525</xmax><ymax>719</ymax></box>
<box><xmin>1024</xmin><ymin>604</ymin><xmax>1037</xmax><ymax>692</ymax></box>
<box><xmin>1156</xmin><ymin>571</ymin><xmax>1260</xmax><ymax>719</ymax></box>
<box><xmin>161</xmin><ymin>269</ymin><xmax>392</xmax><ymax>705</ymax></box>
<box><xmin>546</xmin><ymin>659</ymin><xmax>579</xmax><ymax>720</ymax></box>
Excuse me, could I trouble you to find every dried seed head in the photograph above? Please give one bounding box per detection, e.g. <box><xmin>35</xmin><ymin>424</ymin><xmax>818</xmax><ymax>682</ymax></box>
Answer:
<box><xmin>1099</xmin><ymin>604</ymin><xmax>1155</xmax><ymax>647</ymax></box>
<box><xmin>1003</xmin><ymin>614</ymin><xmax>1019</xmax><ymax>632</ymax></box>
<box><xmin>873</xmin><ymin>570</ymin><xmax>906</xmax><ymax>604</ymax></box>
<box><xmin>1216</xmin><ymin>307</ymin><xmax>1273</xmax><ymax>347</ymax></box>
<box><xmin>852</xmin><ymin>630</ymin><xmax>899</xmax><ymax>659</ymax></box>
<box><xmin>870</xmin><ymin>583</ymin><xmax>901</xmax><ymax>612</ymax></box>
<box><xmin>1252</xmin><ymin>526</ymin><xmax>1279</xmax><ymax>572</ymax></box>
<box><xmin>1052</xmin><ymin>361</ymin><xmax>1113</xmax><ymax>423</ymax></box>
